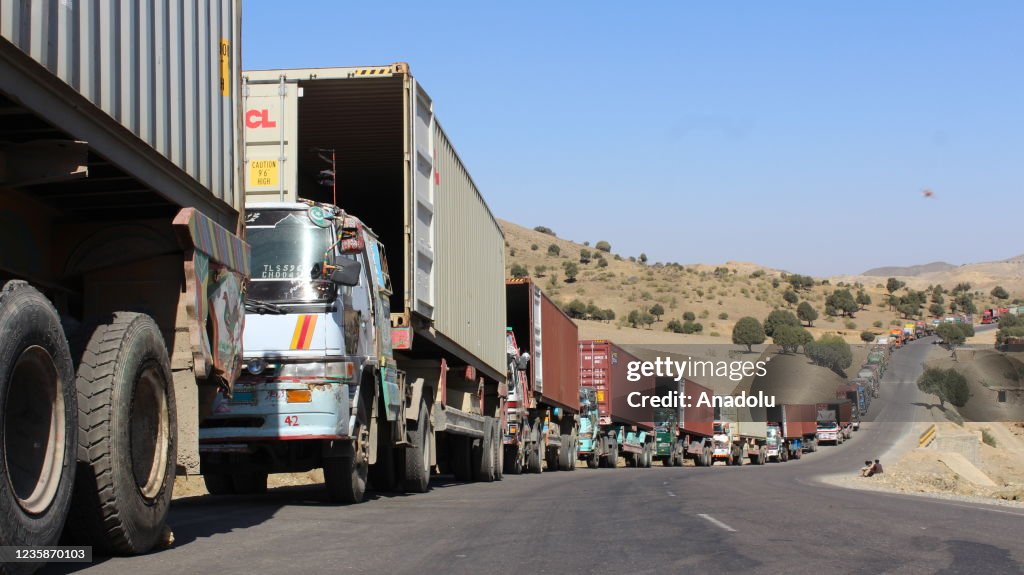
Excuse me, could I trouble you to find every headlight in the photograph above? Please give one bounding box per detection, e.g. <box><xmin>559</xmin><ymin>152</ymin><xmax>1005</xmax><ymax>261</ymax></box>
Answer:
<box><xmin>246</xmin><ymin>358</ymin><xmax>268</xmax><ymax>375</ymax></box>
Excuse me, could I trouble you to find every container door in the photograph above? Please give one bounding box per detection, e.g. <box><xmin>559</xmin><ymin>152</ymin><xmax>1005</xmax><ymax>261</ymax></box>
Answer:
<box><xmin>409</xmin><ymin>79</ymin><xmax>436</xmax><ymax>319</ymax></box>
<box><xmin>532</xmin><ymin>284</ymin><xmax>544</xmax><ymax>394</ymax></box>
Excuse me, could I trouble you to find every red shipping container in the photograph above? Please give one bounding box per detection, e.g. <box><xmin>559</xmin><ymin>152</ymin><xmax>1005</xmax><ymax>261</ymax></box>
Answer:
<box><xmin>679</xmin><ymin>379</ymin><xmax>714</xmax><ymax>438</ymax></box>
<box><xmin>578</xmin><ymin>340</ymin><xmax>654</xmax><ymax>430</ymax></box>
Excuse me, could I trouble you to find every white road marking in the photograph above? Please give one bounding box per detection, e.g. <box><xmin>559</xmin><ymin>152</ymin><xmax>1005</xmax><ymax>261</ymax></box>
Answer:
<box><xmin>667</xmin><ymin>491</ymin><xmax>676</xmax><ymax>497</ymax></box>
<box><xmin>697</xmin><ymin>513</ymin><xmax>737</xmax><ymax>532</ymax></box>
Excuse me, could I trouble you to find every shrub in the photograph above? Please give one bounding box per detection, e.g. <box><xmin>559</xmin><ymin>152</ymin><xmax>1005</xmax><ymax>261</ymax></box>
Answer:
<box><xmin>732</xmin><ymin>317</ymin><xmax>766</xmax><ymax>351</ymax></box>
<box><xmin>534</xmin><ymin>226</ymin><xmax>556</xmax><ymax>236</ymax></box>
<box><xmin>547</xmin><ymin>244</ymin><xmax>560</xmax><ymax>256</ymax></box>
<box><xmin>718</xmin><ymin>312</ymin><xmax>729</xmax><ymax>320</ymax></box>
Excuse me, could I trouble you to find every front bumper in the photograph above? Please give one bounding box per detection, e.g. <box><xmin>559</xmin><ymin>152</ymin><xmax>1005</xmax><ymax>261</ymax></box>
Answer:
<box><xmin>200</xmin><ymin>379</ymin><xmax>352</xmax><ymax>443</ymax></box>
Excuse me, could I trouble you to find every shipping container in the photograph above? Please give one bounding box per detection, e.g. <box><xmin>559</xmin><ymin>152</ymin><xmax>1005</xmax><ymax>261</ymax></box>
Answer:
<box><xmin>578</xmin><ymin>340</ymin><xmax>653</xmax><ymax>430</ymax></box>
<box><xmin>718</xmin><ymin>403</ymin><xmax>767</xmax><ymax>439</ymax></box>
<box><xmin>0</xmin><ymin>0</ymin><xmax>244</xmax><ymax>222</ymax></box>
<box><xmin>506</xmin><ymin>279</ymin><xmax>580</xmax><ymax>412</ymax></box>
<box><xmin>242</xmin><ymin>65</ymin><xmax>505</xmax><ymax>380</ymax></box>
<box><xmin>768</xmin><ymin>404</ymin><xmax>817</xmax><ymax>439</ymax></box>
<box><xmin>679</xmin><ymin>379</ymin><xmax>714</xmax><ymax>438</ymax></box>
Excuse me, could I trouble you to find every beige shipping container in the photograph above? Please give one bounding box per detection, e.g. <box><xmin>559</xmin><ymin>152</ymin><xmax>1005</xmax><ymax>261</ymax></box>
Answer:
<box><xmin>242</xmin><ymin>64</ymin><xmax>506</xmax><ymax>381</ymax></box>
<box><xmin>0</xmin><ymin>0</ymin><xmax>244</xmax><ymax>222</ymax></box>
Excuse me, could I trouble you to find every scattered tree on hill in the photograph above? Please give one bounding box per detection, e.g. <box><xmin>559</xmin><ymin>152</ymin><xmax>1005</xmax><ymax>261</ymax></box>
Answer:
<box><xmin>649</xmin><ymin>303</ymin><xmax>665</xmax><ymax>321</ymax></box>
<box><xmin>666</xmin><ymin>319</ymin><xmax>683</xmax><ymax>333</ymax></box>
<box><xmin>732</xmin><ymin>317</ymin><xmax>766</xmax><ymax>352</ymax></box>
<box><xmin>562</xmin><ymin>261</ymin><xmax>579</xmax><ymax>282</ymax></box>
<box><xmin>595</xmin><ymin>240</ymin><xmax>612</xmax><ymax>253</ymax></box>
<box><xmin>683</xmin><ymin>321</ymin><xmax>703</xmax><ymax>334</ymax></box>
<box><xmin>860</xmin><ymin>331</ymin><xmax>876</xmax><ymax>343</ymax></box>
<box><xmin>597</xmin><ymin>257</ymin><xmax>608</xmax><ymax>268</ymax></box>
<box><xmin>530</xmin><ymin>244</ymin><xmax>538</xmax><ymax>251</ymax></box>
<box><xmin>639</xmin><ymin>253</ymin><xmax>648</xmax><ymax>264</ymax></box>
<box><xmin>929</xmin><ymin>302</ymin><xmax>944</xmax><ymax>317</ymax></box>
<box><xmin>628</xmin><ymin>309</ymin><xmax>641</xmax><ymax>328</ymax></box>
<box><xmin>783</xmin><ymin>290</ymin><xmax>799</xmax><ymax>305</ymax></box>
<box><xmin>764</xmin><ymin>309</ymin><xmax>800</xmax><ymax>337</ymax></box>
<box><xmin>696</xmin><ymin>288</ymin><xmax>705</xmax><ymax>301</ymax></box>
<box><xmin>719</xmin><ymin>312</ymin><xmax>729</xmax><ymax>320</ymax></box>
<box><xmin>787</xmin><ymin>274</ymin><xmax>815</xmax><ymax>291</ymax></box>
<box><xmin>773</xmin><ymin>324</ymin><xmax>812</xmax><ymax>354</ymax></box>
<box><xmin>579</xmin><ymin>248</ymin><xmax>592</xmax><ymax>264</ymax></box>
<box><xmin>916</xmin><ymin>367</ymin><xmax>969</xmax><ymax>409</ymax></box>
<box><xmin>997</xmin><ymin>314</ymin><xmax>1024</xmax><ymax>345</ymax></box>
<box><xmin>510</xmin><ymin>263</ymin><xmax>529</xmax><ymax>278</ymax></box>
<box><xmin>564</xmin><ymin>299</ymin><xmax>587</xmax><ymax>319</ymax></box>
<box><xmin>641</xmin><ymin>311</ymin><xmax>655</xmax><ymax>329</ymax></box>
<box><xmin>534</xmin><ymin>226</ymin><xmax>556</xmax><ymax>236</ymax></box>
<box><xmin>991</xmin><ymin>286</ymin><xmax>1010</xmax><ymax>300</ymax></box>
<box><xmin>805</xmin><ymin>334</ymin><xmax>853</xmax><ymax>375</ymax></box>
<box><xmin>797</xmin><ymin>301</ymin><xmax>818</xmax><ymax>327</ymax></box>
<box><xmin>856</xmin><ymin>290</ymin><xmax>872</xmax><ymax>310</ymax></box>
<box><xmin>886</xmin><ymin>278</ymin><xmax>905</xmax><ymax>294</ymax></box>
<box><xmin>825</xmin><ymin>289</ymin><xmax>859</xmax><ymax>317</ymax></box>
<box><xmin>547</xmin><ymin>244</ymin><xmax>560</xmax><ymax>256</ymax></box>
<box><xmin>683</xmin><ymin>311</ymin><xmax>696</xmax><ymax>321</ymax></box>
<box><xmin>952</xmin><ymin>282</ymin><xmax>972</xmax><ymax>295</ymax></box>
<box><xmin>936</xmin><ymin>322</ymin><xmax>970</xmax><ymax>355</ymax></box>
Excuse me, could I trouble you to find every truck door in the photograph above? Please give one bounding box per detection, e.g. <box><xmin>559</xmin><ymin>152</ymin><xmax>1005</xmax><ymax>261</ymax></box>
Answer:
<box><xmin>408</xmin><ymin>79</ymin><xmax>435</xmax><ymax>319</ymax></box>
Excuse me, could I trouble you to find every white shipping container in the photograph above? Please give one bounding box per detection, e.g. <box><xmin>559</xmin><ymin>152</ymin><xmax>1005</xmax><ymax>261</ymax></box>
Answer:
<box><xmin>0</xmin><ymin>0</ymin><xmax>243</xmax><ymax>220</ymax></box>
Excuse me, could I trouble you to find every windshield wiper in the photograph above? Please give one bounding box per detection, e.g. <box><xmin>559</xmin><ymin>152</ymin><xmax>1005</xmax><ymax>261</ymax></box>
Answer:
<box><xmin>245</xmin><ymin>299</ymin><xmax>285</xmax><ymax>315</ymax></box>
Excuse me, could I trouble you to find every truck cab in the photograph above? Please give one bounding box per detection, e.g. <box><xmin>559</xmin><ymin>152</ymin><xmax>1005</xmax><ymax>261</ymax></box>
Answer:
<box><xmin>816</xmin><ymin>419</ymin><xmax>842</xmax><ymax>445</ymax></box>
<box><xmin>200</xmin><ymin>202</ymin><xmax>402</xmax><ymax>501</ymax></box>
<box><xmin>765</xmin><ymin>424</ymin><xmax>788</xmax><ymax>462</ymax></box>
<box><xmin>711</xmin><ymin>421</ymin><xmax>743</xmax><ymax>465</ymax></box>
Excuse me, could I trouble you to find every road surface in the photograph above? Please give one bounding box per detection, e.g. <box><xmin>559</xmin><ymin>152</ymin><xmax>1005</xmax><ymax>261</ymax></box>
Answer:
<box><xmin>50</xmin><ymin>335</ymin><xmax>1023</xmax><ymax>575</ymax></box>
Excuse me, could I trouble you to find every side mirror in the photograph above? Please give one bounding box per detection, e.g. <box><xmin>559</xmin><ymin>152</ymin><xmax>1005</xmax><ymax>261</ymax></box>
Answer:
<box><xmin>517</xmin><ymin>352</ymin><xmax>530</xmax><ymax>370</ymax></box>
<box><xmin>330</xmin><ymin>258</ymin><xmax>362</xmax><ymax>287</ymax></box>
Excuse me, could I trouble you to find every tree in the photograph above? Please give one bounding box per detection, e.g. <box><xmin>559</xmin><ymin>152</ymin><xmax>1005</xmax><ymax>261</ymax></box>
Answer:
<box><xmin>510</xmin><ymin>263</ymin><xmax>528</xmax><ymax>278</ymax></box>
<box><xmin>804</xmin><ymin>334</ymin><xmax>853</xmax><ymax>375</ymax></box>
<box><xmin>628</xmin><ymin>309</ymin><xmax>641</xmax><ymax>328</ymax></box>
<box><xmin>639</xmin><ymin>253</ymin><xmax>648</xmax><ymax>264</ymax></box>
<box><xmin>547</xmin><ymin>244</ymin><xmax>560</xmax><ymax>256</ymax></box>
<box><xmin>534</xmin><ymin>226</ymin><xmax>556</xmax><ymax>236</ymax></box>
<box><xmin>797</xmin><ymin>301</ymin><xmax>818</xmax><ymax>327</ymax></box>
<box><xmin>641</xmin><ymin>311</ymin><xmax>655</xmax><ymax>329</ymax></box>
<box><xmin>683</xmin><ymin>320</ymin><xmax>703</xmax><ymax>334</ymax></box>
<box><xmin>683</xmin><ymin>311</ymin><xmax>696</xmax><ymax>321</ymax></box>
<box><xmin>826</xmin><ymin>289</ymin><xmax>859</xmax><ymax>317</ymax></box>
<box><xmin>564</xmin><ymin>299</ymin><xmax>587</xmax><ymax>319</ymax></box>
<box><xmin>936</xmin><ymin>322</ymin><xmax>967</xmax><ymax>352</ymax></box>
<box><xmin>695</xmin><ymin>289</ymin><xmax>705</xmax><ymax>301</ymax></box>
<box><xmin>563</xmin><ymin>261</ymin><xmax>579</xmax><ymax>282</ymax></box>
<box><xmin>732</xmin><ymin>317</ymin><xmax>766</xmax><ymax>352</ymax></box>
<box><xmin>602</xmin><ymin>309</ymin><xmax>616</xmax><ymax>322</ymax></box>
<box><xmin>774</xmin><ymin>324</ymin><xmax>811</xmax><ymax>353</ymax></box>
<box><xmin>927</xmin><ymin>302</ymin><xmax>943</xmax><ymax>317</ymax></box>
<box><xmin>886</xmin><ymin>277</ymin><xmax>905</xmax><ymax>294</ymax></box>
<box><xmin>764</xmin><ymin>309</ymin><xmax>800</xmax><ymax>337</ymax></box>
<box><xmin>860</xmin><ymin>331</ymin><xmax>876</xmax><ymax>343</ymax></box>
<box><xmin>597</xmin><ymin>257</ymin><xmax>608</xmax><ymax>268</ymax></box>
<box><xmin>579</xmin><ymin>248</ymin><xmax>592</xmax><ymax>264</ymax></box>
<box><xmin>534</xmin><ymin>264</ymin><xmax>547</xmax><ymax>277</ymax></box>
<box><xmin>595</xmin><ymin>240</ymin><xmax>612</xmax><ymax>253</ymax></box>
<box><xmin>530</xmin><ymin>244</ymin><xmax>538</xmax><ymax>251</ymax></box>
<box><xmin>856</xmin><ymin>291</ymin><xmax>872</xmax><ymax>309</ymax></box>
<box><xmin>649</xmin><ymin>303</ymin><xmax>665</xmax><ymax>321</ymax></box>
<box><xmin>666</xmin><ymin>319</ymin><xmax>684</xmax><ymax>333</ymax></box>
<box><xmin>992</xmin><ymin>286</ymin><xmax>1010</xmax><ymax>300</ymax></box>
<box><xmin>783</xmin><ymin>290</ymin><xmax>799</xmax><ymax>305</ymax></box>
<box><xmin>917</xmin><ymin>367</ymin><xmax>969</xmax><ymax>408</ymax></box>
<box><xmin>952</xmin><ymin>282</ymin><xmax>972</xmax><ymax>294</ymax></box>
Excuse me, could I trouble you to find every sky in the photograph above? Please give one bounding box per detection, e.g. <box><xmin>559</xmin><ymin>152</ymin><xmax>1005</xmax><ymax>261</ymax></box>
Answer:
<box><xmin>242</xmin><ymin>1</ymin><xmax>1022</xmax><ymax>276</ymax></box>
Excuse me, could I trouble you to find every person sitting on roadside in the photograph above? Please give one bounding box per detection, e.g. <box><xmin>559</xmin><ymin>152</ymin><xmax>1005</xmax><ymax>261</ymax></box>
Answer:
<box><xmin>860</xmin><ymin>460</ymin><xmax>875</xmax><ymax>477</ymax></box>
<box><xmin>872</xmin><ymin>459</ymin><xmax>883</xmax><ymax>475</ymax></box>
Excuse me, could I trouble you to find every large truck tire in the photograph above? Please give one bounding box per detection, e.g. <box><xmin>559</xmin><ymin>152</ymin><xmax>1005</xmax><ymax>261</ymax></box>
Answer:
<box><xmin>558</xmin><ymin>435</ymin><xmax>574</xmax><ymax>470</ymax></box>
<box><xmin>202</xmin><ymin>474</ymin><xmax>235</xmax><ymax>495</ymax></box>
<box><xmin>65</xmin><ymin>312</ymin><xmax>175</xmax><ymax>554</ymax></box>
<box><xmin>526</xmin><ymin>426</ymin><xmax>543</xmax><ymax>474</ymax></box>
<box><xmin>400</xmin><ymin>396</ymin><xmax>432</xmax><ymax>493</ymax></box>
<box><xmin>586</xmin><ymin>454</ymin><xmax>599</xmax><ymax>469</ymax></box>
<box><xmin>324</xmin><ymin>441</ymin><xmax>367</xmax><ymax>503</ymax></box>
<box><xmin>472</xmin><ymin>419</ymin><xmax>496</xmax><ymax>482</ymax></box>
<box><xmin>0</xmin><ymin>281</ymin><xmax>77</xmax><ymax>569</ymax></box>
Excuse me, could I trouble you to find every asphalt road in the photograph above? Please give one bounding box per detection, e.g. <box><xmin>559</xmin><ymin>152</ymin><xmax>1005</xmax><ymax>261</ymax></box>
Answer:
<box><xmin>51</xmin><ymin>334</ymin><xmax>1024</xmax><ymax>575</ymax></box>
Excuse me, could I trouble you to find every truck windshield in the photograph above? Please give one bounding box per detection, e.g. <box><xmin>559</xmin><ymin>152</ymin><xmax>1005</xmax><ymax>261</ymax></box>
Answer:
<box><xmin>246</xmin><ymin>209</ymin><xmax>337</xmax><ymax>304</ymax></box>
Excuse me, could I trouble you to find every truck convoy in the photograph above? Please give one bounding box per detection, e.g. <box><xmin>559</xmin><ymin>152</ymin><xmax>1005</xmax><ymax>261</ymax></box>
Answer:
<box><xmin>198</xmin><ymin>65</ymin><xmax>508</xmax><ymax>501</ymax></box>
<box><xmin>1</xmin><ymin>1</ymin><xmax>249</xmax><ymax>558</ymax></box>
<box><xmin>504</xmin><ymin>278</ymin><xmax>580</xmax><ymax>473</ymax></box>
<box><xmin>713</xmin><ymin>404</ymin><xmax>770</xmax><ymax>465</ymax></box>
<box><xmin>983</xmin><ymin>306</ymin><xmax>1024</xmax><ymax>324</ymax></box>
<box><xmin>577</xmin><ymin>341</ymin><xmax>656</xmax><ymax>468</ymax></box>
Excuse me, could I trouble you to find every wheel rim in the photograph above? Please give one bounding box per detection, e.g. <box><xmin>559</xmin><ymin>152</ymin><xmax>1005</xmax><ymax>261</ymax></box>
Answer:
<box><xmin>130</xmin><ymin>362</ymin><xmax>169</xmax><ymax>500</ymax></box>
<box><xmin>5</xmin><ymin>346</ymin><xmax>65</xmax><ymax>515</ymax></box>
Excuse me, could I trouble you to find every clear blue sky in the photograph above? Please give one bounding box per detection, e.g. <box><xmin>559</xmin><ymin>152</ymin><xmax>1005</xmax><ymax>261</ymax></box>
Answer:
<box><xmin>242</xmin><ymin>1</ymin><xmax>1022</xmax><ymax>276</ymax></box>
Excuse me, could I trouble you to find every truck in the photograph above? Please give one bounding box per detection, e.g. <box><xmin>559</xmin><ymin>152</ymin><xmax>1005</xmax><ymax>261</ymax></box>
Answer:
<box><xmin>712</xmin><ymin>404</ymin><xmax>770</xmax><ymax>465</ymax></box>
<box><xmin>199</xmin><ymin>65</ymin><xmax>508</xmax><ymax>501</ymax></box>
<box><xmin>0</xmin><ymin>2</ymin><xmax>249</xmax><ymax>559</ymax></box>
<box><xmin>577</xmin><ymin>341</ymin><xmax>656</xmax><ymax>468</ymax></box>
<box><xmin>836</xmin><ymin>382</ymin><xmax>869</xmax><ymax>422</ymax></box>
<box><xmin>890</xmin><ymin>328</ymin><xmax>905</xmax><ymax>348</ymax></box>
<box><xmin>653</xmin><ymin>378</ymin><xmax>714</xmax><ymax>467</ymax></box>
<box><xmin>903</xmin><ymin>323</ymin><xmax>917</xmax><ymax>342</ymax></box>
<box><xmin>816</xmin><ymin>401</ymin><xmax>854</xmax><ymax>445</ymax></box>
<box><xmin>765</xmin><ymin>404</ymin><xmax>817</xmax><ymax>461</ymax></box>
<box><xmin>503</xmin><ymin>278</ymin><xmax>580</xmax><ymax>473</ymax></box>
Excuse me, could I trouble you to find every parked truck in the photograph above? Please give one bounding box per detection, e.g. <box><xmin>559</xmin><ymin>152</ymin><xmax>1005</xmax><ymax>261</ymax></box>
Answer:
<box><xmin>816</xmin><ymin>401</ymin><xmax>854</xmax><ymax>445</ymax></box>
<box><xmin>199</xmin><ymin>64</ymin><xmax>508</xmax><ymax>501</ymax></box>
<box><xmin>713</xmin><ymin>404</ymin><xmax>770</xmax><ymax>465</ymax></box>
<box><xmin>652</xmin><ymin>378</ymin><xmax>714</xmax><ymax>467</ymax></box>
<box><xmin>0</xmin><ymin>2</ymin><xmax>249</xmax><ymax>559</ymax></box>
<box><xmin>577</xmin><ymin>341</ymin><xmax>656</xmax><ymax>468</ymax></box>
<box><xmin>503</xmin><ymin>278</ymin><xmax>580</xmax><ymax>473</ymax></box>
<box><xmin>765</xmin><ymin>404</ymin><xmax>817</xmax><ymax>461</ymax></box>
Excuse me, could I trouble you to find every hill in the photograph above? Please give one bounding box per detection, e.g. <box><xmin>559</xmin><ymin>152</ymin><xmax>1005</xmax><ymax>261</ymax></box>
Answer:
<box><xmin>499</xmin><ymin>220</ymin><xmax>946</xmax><ymax>345</ymax></box>
<box><xmin>835</xmin><ymin>254</ymin><xmax>1024</xmax><ymax>303</ymax></box>
<box><xmin>862</xmin><ymin>262</ymin><xmax>956</xmax><ymax>277</ymax></box>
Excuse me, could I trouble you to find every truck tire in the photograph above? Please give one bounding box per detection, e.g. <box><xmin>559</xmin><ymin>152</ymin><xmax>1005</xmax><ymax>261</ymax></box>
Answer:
<box><xmin>0</xmin><ymin>281</ymin><xmax>77</xmax><ymax>565</ymax></box>
<box><xmin>558</xmin><ymin>434</ymin><xmax>574</xmax><ymax>470</ymax></box>
<box><xmin>65</xmin><ymin>312</ymin><xmax>175</xmax><ymax>555</ymax></box>
<box><xmin>526</xmin><ymin>427</ymin><xmax>543</xmax><ymax>474</ymax></box>
<box><xmin>400</xmin><ymin>396</ymin><xmax>432</xmax><ymax>493</ymax></box>
<box><xmin>586</xmin><ymin>454</ymin><xmax>599</xmax><ymax>469</ymax></box>
<box><xmin>605</xmin><ymin>438</ymin><xmax>618</xmax><ymax>469</ymax></box>
<box><xmin>324</xmin><ymin>442</ymin><xmax>367</xmax><ymax>503</ymax></box>
<box><xmin>232</xmin><ymin>472</ymin><xmax>268</xmax><ymax>495</ymax></box>
<box><xmin>202</xmin><ymin>474</ymin><xmax>235</xmax><ymax>496</ymax></box>
<box><xmin>504</xmin><ymin>444</ymin><xmax>524</xmax><ymax>475</ymax></box>
<box><xmin>369</xmin><ymin>395</ymin><xmax>398</xmax><ymax>492</ymax></box>
<box><xmin>492</xmin><ymin>420</ymin><xmax>504</xmax><ymax>480</ymax></box>
<box><xmin>472</xmin><ymin>419</ymin><xmax>496</xmax><ymax>482</ymax></box>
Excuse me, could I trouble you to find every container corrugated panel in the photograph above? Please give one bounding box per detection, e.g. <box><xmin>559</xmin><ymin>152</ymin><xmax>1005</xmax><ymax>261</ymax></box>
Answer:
<box><xmin>578</xmin><ymin>340</ymin><xmax>653</xmax><ymax>430</ymax></box>
<box><xmin>680</xmin><ymin>379</ymin><xmax>714</xmax><ymax>437</ymax></box>
<box><xmin>432</xmin><ymin>121</ymin><xmax>506</xmax><ymax>377</ymax></box>
<box><xmin>538</xmin><ymin>286</ymin><xmax>580</xmax><ymax>412</ymax></box>
<box><xmin>0</xmin><ymin>0</ymin><xmax>243</xmax><ymax>213</ymax></box>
